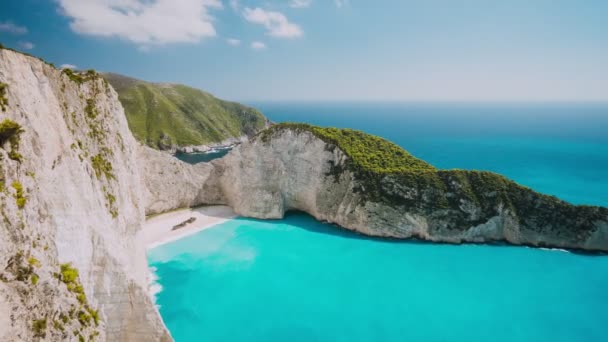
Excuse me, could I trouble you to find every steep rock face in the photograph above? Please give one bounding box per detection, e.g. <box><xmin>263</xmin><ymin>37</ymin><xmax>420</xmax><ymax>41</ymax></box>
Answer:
<box><xmin>0</xmin><ymin>49</ymin><xmax>170</xmax><ymax>341</ymax></box>
<box><xmin>138</xmin><ymin>146</ymin><xmax>223</xmax><ymax>215</ymax></box>
<box><xmin>204</xmin><ymin>126</ymin><xmax>607</xmax><ymax>252</ymax></box>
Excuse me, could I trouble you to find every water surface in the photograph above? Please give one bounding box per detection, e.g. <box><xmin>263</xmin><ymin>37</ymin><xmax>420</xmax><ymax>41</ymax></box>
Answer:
<box><xmin>149</xmin><ymin>213</ymin><xmax>608</xmax><ymax>342</ymax></box>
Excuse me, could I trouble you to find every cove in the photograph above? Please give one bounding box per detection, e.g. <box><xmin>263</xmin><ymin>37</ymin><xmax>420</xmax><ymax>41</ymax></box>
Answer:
<box><xmin>148</xmin><ymin>212</ymin><xmax>608</xmax><ymax>342</ymax></box>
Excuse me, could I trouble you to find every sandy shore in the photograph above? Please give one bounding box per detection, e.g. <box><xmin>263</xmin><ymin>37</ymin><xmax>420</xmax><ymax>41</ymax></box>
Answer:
<box><xmin>140</xmin><ymin>205</ymin><xmax>236</xmax><ymax>249</ymax></box>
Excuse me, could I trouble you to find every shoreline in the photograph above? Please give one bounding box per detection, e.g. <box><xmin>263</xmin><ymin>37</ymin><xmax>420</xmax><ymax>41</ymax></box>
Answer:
<box><xmin>139</xmin><ymin>205</ymin><xmax>237</xmax><ymax>250</ymax></box>
<box><xmin>136</xmin><ymin>205</ymin><xmax>236</xmax><ymax>306</ymax></box>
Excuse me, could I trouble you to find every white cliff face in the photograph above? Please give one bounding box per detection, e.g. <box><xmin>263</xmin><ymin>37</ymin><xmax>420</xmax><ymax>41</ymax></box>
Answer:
<box><xmin>145</xmin><ymin>128</ymin><xmax>607</xmax><ymax>252</ymax></box>
<box><xmin>139</xmin><ymin>146</ymin><xmax>223</xmax><ymax>216</ymax></box>
<box><xmin>0</xmin><ymin>50</ymin><xmax>170</xmax><ymax>341</ymax></box>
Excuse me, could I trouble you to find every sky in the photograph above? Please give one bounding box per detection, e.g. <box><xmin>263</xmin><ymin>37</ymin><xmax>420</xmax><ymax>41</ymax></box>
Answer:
<box><xmin>0</xmin><ymin>0</ymin><xmax>607</xmax><ymax>102</ymax></box>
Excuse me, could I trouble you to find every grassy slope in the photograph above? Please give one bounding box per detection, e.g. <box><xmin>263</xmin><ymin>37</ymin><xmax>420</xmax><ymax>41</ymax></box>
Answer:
<box><xmin>104</xmin><ymin>73</ymin><xmax>268</xmax><ymax>149</ymax></box>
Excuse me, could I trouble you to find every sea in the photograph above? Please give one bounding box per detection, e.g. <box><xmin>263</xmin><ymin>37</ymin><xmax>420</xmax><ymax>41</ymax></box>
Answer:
<box><xmin>149</xmin><ymin>102</ymin><xmax>608</xmax><ymax>341</ymax></box>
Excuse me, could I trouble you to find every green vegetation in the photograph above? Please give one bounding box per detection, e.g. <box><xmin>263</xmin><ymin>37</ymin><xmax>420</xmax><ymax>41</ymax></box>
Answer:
<box><xmin>0</xmin><ymin>119</ymin><xmax>24</xmax><ymax>161</ymax></box>
<box><xmin>85</xmin><ymin>98</ymin><xmax>97</xmax><ymax>119</ymax></box>
<box><xmin>62</xmin><ymin>69</ymin><xmax>98</xmax><ymax>85</ymax></box>
<box><xmin>31</xmin><ymin>274</ymin><xmax>39</xmax><ymax>285</ymax></box>
<box><xmin>105</xmin><ymin>191</ymin><xmax>118</xmax><ymax>218</ymax></box>
<box><xmin>32</xmin><ymin>318</ymin><xmax>47</xmax><ymax>338</ymax></box>
<box><xmin>58</xmin><ymin>263</ymin><xmax>79</xmax><ymax>284</ymax></box>
<box><xmin>6</xmin><ymin>251</ymin><xmax>35</xmax><ymax>282</ymax></box>
<box><xmin>0</xmin><ymin>82</ymin><xmax>8</xmax><ymax>111</ymax></box>
<box><xmin>28</xmin><ymin>256</ymin><xmax>41</xmax><ymax>267</ymax></box>
<box><xmin>12</xmin><ymin>181</ymin><xmax>26</xmax><ymax>209</ymax></box>
<box><xmin>91</xmin><ymin>154</ymin><xmax>115</xmax><ymax>180</ymax></box>
<box><xmin>259</xmin><ymin>123</ymin><xmax>435</xmax><ymax>174</ymax></box>
<box><xmin>103</xmin><ymin>73</ymin><xmax>268</xmax><ymax>149</ymax></box>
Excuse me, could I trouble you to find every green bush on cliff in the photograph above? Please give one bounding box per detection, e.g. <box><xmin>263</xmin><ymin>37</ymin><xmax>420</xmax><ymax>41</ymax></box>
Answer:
<box><xmin>62</xmin><ymin>68</ymin><xmax>98</xmax><ymax>85</ymax></box>
<box><xmin>12</xmin><ymin>181</ymin><xmax>26</xmax><ymax>209</ymax></box>
<box><xmin>91</xmin><ymin>154</ymin><xmax>115</xmax><ymax>180</ymax></box>
<box><xmin>0</xmin><ymin>82</ymin><xmax>8</xmax><ymax>111</ymax></box>
<box><xmin>0</xmin><ymin>119</ymin><xmax>24</xmax><ymax>162</ymax></box>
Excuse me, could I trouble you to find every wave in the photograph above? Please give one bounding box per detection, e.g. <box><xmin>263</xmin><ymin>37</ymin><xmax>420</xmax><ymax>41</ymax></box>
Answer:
<box><xmin>148</xmin><ymin>266</ymin><xmax>163</xmax><ymax>308</ymax></box>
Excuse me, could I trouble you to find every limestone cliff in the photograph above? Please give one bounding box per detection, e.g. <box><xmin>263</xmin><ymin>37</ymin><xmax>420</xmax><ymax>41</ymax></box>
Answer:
<box><xmin>142</xmin><ymin>124</ymin><xmax>608</xmax><ymax>252</ymax></box>
<box><xmin>0</xmin><ymin>49</ymin><xmax>170</xmax><ymax>341</ymax></box>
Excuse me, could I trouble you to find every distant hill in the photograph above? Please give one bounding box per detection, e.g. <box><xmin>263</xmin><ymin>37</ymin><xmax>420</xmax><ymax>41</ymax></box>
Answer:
<box><xmin>103</xmin><ymin>73</ymin><xmax>269</xmax><ymax>150</ymax></box>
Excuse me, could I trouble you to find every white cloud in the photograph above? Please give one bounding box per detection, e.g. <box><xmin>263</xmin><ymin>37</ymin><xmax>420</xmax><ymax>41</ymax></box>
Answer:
<box><xmin>60</xmin><ymin>64</ymin><xmax>78</xmax><ymax>70</ymax></box>
<box><xmin>0</xmin><ymin>21</ymin><xmax>28</xmax><ymax>35</ymax></box>
<box><xmin>251</xmin><ymin>41</ymin><xmax>266</xmax><ymax>50</ymax></box>
<box><xmin>229</xmin><ymin>0</ymin><xmax>240</xmax><ymax>11</ymax></box>
<box><xmin>289</xmin><ymin>0</ymin><xmax>312</xmax><ymax>8</ymax></box>
<box><xmin>243</xmin><ymin>7</ymin><xmax>303</xmax><ymax>39</ymax></box>
<box><xmin>57</xmin><ymin>0</ymin><xmax>223</xmax><ymax>46</ymax></box>
<box><xmin>227</xmin><ymin>38</ymin><xmax>241</xmax><ymax>46</ymax></box>
<box><xmin>335</xmin><ymin>0</ymin><xmax>349</xmax><ymax>8</ymax></box>
<box><xmin>18</xmin><ymin>41</ymin><xmax>35</xmax><ymax>50</ymax></box>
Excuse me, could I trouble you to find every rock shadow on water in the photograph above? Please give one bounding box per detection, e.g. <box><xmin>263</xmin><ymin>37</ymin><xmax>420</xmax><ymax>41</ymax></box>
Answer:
<box><xmin>237</xmin><ymin>210</ymin><xmax>608</xmax><ymax>256</ymax></box>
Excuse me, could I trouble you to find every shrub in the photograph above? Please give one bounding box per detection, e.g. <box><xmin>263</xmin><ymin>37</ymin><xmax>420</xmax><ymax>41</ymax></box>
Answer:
<box><xmin>31</xmin><ymin>274</ymin><xmax>39</xmax><ymax>285</ymax></box>
<box><xmin>59</xmin><ymin>263</ymin><xmax>79</xmax><ymax>284</ymax></box>
<box><xmin>91</xmin><ymin>154</ymin><xmax>115</xmax><ymax>180</ymax></box>
<box><xmin>0</xmin><ymin>119</ymin><xmax>24</xmax><ymax>162</ymax></box>
<box><xmin>62</xmin><ymin>68</ymin><xmax>98</xmax><ymax>85</ymax></box>
<box><xmin>0</xmin><ymin>119</ymin><xmax>23</xmax><ymax>146</ymax></box>
<box><xmin>12</xmin><ymin>181</ymin><xmax>26</xmax><ymax>209</ymax></box>
<box><xmin>0</xmin><ymin>82</ymin><xmax>8</xmax><ymax>111</ymax></box>
<box><xmin>28</xmin><ymin>257</ymin><xmax>41</xmax><ymax>267</ymax></box>
<box><xmin>85</xmin><ymin>99</ymin><xmax>97</xmax><ymax>119</ymax></box>
<box><xmin>32</xmin><ymin>319</ymin><xmax>47</xmax><ymax>338</ymax></box>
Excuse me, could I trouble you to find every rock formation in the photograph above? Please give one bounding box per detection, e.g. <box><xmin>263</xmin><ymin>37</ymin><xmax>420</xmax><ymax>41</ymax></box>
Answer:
<box><xmin>142</xmin><ymin>124</ymin><xmax>608</xmax><ymax>252</ymax></box>
<box><xmin>0</xmin><ymin>49</ymin><xmax>170</xmax><ymax>341</ymax></box>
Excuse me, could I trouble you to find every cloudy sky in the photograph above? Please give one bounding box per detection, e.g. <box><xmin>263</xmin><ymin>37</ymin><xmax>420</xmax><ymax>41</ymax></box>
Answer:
<box><xmin>1</xmin><ymin>0</ymin><xmax>607</xmax><ymax>102</ymax></box>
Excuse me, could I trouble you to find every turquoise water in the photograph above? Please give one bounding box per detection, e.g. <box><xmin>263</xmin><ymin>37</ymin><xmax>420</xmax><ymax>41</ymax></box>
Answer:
<box><xmin>150</xmin><ymin>103</ymin><xmax>608</xmax><ymax>341</ymax></box>
<box><xmin>149</xmin><ymin>213</ymin><xmax>608</xmax><ymax>342</ymax></box>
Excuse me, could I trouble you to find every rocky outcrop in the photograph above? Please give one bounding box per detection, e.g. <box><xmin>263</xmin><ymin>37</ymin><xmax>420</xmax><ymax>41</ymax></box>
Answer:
<box><xmin>141</xmin><ymin>124</ymin><xmax>608</xmax><ymax>252</ymax></box>
<box><xmin>138</xmin><ymin>146</ymin><xmax>224</xmax><ymax>215</ymax></box>
<box><xmin>0</xmin><ymin>49</ymin><xmax>170</xmax><ymax>341</ymax></box>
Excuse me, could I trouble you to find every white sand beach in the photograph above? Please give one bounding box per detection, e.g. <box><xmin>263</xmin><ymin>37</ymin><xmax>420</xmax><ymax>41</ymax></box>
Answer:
<box><xmin>140</xmin><ymin>205</ymin><xmax>237</xmax><ymax>250</ymax></box>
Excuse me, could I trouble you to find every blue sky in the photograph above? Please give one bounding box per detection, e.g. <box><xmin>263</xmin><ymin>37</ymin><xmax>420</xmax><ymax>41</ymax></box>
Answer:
<box><xmin>1</xmin><ymin>0</ymin><xmax>607</xmax><ymax>102</ymax></box>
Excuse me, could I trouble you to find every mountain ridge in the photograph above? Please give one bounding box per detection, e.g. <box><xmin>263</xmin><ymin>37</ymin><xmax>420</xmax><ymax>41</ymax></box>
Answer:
<box><xmin>102</xmin><ymin>72</ymin><xmax>270</xmax><ymax>151</ymax></box>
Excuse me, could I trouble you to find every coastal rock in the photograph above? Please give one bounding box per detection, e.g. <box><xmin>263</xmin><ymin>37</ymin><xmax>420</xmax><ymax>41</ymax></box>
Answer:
<box><xmin>138</xmin><ymin>145</ymin><xmax>223</xmax><ymax>215</ymax></box>
<box><xmin>0</xmin><ymin>49</ymin><xmax>170</xmax><ymax>341</ymax></box>
<box><xmin>149</xmin><ymin>125</ymin><xmax>607</xmax><ymax>252</ymax></box>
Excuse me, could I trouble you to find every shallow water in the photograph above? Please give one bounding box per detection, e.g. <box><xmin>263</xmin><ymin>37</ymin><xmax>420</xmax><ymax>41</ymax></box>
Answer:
<box><xmin>148</xmin><ymin>213</ymin><xmax>608</xmax><ymax>342</ymax></box>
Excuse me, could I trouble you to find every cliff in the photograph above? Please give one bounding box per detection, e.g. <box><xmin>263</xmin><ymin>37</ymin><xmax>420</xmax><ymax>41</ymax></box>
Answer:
<box><xmin>142</xmin><ymin>123</ymin><xmax>608</xmax><ymax>252</ymax></box>
<box><xmin>0</xmin><ymin>49</ymin><xmax>170</xmax><ymax>341</ymax></box>
<box><xmin>103</xmin><ymin>73</ymin><xmax>270</xmax><ymax>152</ymax></box>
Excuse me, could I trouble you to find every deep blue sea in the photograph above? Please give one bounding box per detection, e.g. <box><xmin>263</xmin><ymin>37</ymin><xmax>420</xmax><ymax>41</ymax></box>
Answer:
<box><xmin>150</xmin><ymin>103</ymin><xmax>608</xmax><ymax>341</ymax></box>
